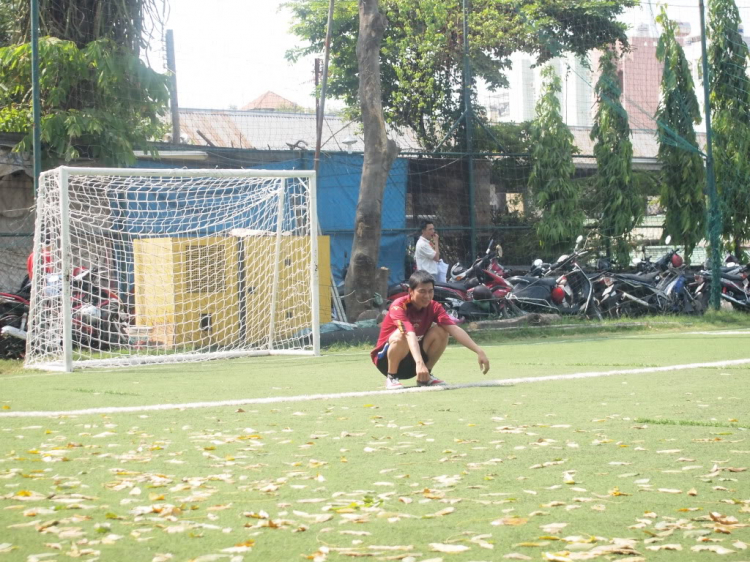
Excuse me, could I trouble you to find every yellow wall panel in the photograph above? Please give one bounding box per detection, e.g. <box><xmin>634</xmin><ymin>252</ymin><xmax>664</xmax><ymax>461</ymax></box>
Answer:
<box><xmin>133</xmin><ymin>235</ymin><xmax>331</xmax><ymax>350</ymax></box>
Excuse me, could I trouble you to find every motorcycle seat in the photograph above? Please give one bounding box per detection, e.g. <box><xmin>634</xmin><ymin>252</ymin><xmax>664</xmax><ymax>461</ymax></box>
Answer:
<box><xmin>435</xmin><ymin>281</ymin><xmax>469</xmax><ymax>292</ymax></box>
<box><xmin>722</xmin><ymin>272</ymin><xmax>746</xmax><ymax>283</ymax></box>
<box><xmin>615</xmin><ymin>272</ymin><xmax>661</xmax><ymax>284</ymax></box>
<box><xmin>509</xmin><ymin>276</ymin><xmax>558</xmax><ymax>287</ymax></box>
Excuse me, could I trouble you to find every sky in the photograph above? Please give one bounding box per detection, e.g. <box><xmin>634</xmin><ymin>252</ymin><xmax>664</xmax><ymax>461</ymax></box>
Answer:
<box><xmin>153</xmin><ymin>0</ymin><xmax>321</xmax><ymax>111</ymax></box>
<box><xmin>153</xmin><ymin>0</ymin><xmax>750</xmax><ymax>112</ymax></box>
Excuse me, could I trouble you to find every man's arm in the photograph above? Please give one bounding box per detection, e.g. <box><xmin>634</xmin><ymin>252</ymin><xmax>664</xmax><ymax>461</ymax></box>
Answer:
<box><xmin>443</xmin><ymin>324</ymin><xmax>490</xmax><ymax>374</ymax></box>
<box><xmin>431</xmin><ymin>233</ymin><xmax>440</xmax><ymax>262</ymax></box>
<box><xmin>406</xmin><ymin>331</ymin><xmax>430</xmax><ymax>379</ymax></box>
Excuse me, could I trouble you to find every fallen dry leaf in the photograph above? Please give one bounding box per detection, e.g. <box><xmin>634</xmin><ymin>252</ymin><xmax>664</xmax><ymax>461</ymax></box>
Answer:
<box><xmin>691</xmin><ymin>545</ymin><xmax>735</xmax><ymax>555</ymax></box>
<box><xmin>540</xmin><ymin>523</ymin><xmax>568</xmax><ymax>534</ymax></box>
<box><xmin>542</xmin><ymin>554</ymin><xmax>571</xmax><ymax>561</ymax></box>
<box><xmin>710</xmin><ymin>512</ymin><xmax>739</xmax><ymax>525</ymax></box>
<box><xmin>423</xmin><ymin>507</ymin><xmax>455</xmax><ymax>518</ymax></box>
<box><xmin>646</xmin><ymin>544</ymin><xmax>683</xmax><ymax>551</ymax></box>
<box><xmin>429</xmin><ymin>543</ymin><xmax>470</xmax><ymax>553</ymax></box>
<box><xmin>492</xmin><ymin>517</ymin><xmax>528</xmax><ymax>526</ymax></box>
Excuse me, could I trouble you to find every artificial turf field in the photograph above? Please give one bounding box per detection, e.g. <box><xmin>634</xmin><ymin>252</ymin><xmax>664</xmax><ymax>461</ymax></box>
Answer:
<box><xmin>1</xmin><ymin>321</ymin><xmax>749</xmax><ymax>561</ymax></box>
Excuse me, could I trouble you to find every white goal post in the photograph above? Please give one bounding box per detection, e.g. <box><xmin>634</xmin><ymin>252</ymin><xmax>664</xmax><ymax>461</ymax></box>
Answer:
<box><xmin>26</xmin><ymin>167</ymin><xmax>323</xmax><ymax>372</ymax></box>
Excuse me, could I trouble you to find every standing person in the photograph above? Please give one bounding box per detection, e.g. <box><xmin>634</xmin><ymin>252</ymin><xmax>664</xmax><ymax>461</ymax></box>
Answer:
<box><xmin>371</xmin><ymin>270</ymin><xmax>490</xmax><ymax>389</ymax></box>
<box><xmin>414</xmin><ymin>220</ymin><xmax>440</xmax><ymax>277</ymax></box>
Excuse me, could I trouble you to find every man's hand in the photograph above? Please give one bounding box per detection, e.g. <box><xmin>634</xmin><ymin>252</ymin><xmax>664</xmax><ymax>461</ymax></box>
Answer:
<box><xmin>416</xmin><ymin>361</ymin><xmax>430</xmax><ymax>383</ymax></box>
<box><xmin>477</xmin><ymin>349</ymin><xmax>490</xmax><ymax>374</ymax></box>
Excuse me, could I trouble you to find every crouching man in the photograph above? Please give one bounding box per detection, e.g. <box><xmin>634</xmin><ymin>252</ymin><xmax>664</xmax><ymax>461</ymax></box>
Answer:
<box><xmin>371</xmin><ymin>269</ymin><xmax>490</xmax><ymax>389</ymax></box>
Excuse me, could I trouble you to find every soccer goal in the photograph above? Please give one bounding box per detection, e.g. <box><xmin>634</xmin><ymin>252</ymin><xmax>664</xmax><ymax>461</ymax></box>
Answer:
<box><xmin>26</xmin><ymin>167</ymin><xmax>324</xmax><ymax>372</ymax></box>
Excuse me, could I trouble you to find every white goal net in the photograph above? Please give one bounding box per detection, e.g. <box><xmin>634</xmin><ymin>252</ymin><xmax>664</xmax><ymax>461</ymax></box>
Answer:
<box><xmin>26</xmin><ymin>167</ymin><xmax>322</xmax><ymax>371</ymax></box>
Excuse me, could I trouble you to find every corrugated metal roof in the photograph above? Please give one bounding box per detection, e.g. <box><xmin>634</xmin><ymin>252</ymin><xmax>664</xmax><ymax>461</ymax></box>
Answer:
<box><xmin>570</xmin><ymin>126</ymin><xmax>707</xmax><ymax>157</ymax></box>
<box><xmin>177</xmin><ymin>108</ymin><xmax>423</xmax><ymax>152</ymax></box>
<box><xmin>175</xmin><ymin>109</ymin><xmax>707</xmax><ymax>164</ymax></box>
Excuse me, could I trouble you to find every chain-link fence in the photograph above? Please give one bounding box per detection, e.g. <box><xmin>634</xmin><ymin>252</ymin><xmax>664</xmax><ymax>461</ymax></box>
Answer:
<box><xmin>0</xmin><ymin>165</ymin><xmax>33</xmax><ymax>293</ymax></box>
<box><xmin>0</xmin><ymin>233</ymin><xmax>32</xmax><ymax>293</ymax></box>
<box><xmin>5</xmin><ymin>0</ymin><xmax>750</xmax><ymax>296</ymax></box>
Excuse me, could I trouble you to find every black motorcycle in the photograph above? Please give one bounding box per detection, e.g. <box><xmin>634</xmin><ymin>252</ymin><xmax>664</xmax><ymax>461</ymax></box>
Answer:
<box><xmin>507</xmin><ymin>235</ymin><xmax>602</xmax><ymax>320</ymax></box>
<box><xmin>0</xmin><ymin>276</ymin><xmax>31</xmax><ymax>359</ymax></box>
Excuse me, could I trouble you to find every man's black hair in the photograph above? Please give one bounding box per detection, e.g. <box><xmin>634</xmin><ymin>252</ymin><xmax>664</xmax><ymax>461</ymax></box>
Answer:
<box><xmin>420</xmin><ymin>220</ymin><xmax>434</xmax><ymax>232</ymax></box>
<box><xmin>408</xmin><ymin>269</ymin><xmax>435</xmax><ymax>290</ymax></box>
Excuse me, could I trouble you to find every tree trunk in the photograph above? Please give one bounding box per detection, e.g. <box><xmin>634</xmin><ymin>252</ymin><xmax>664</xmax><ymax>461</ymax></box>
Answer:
<box><xmin>344</xmin><ymin>0</ymin><xmax>399</xmax><ymax>321</ymax></box>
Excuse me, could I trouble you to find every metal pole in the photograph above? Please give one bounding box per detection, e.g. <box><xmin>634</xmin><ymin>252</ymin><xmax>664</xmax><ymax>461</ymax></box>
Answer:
<box><xmin>59</xmin><ymin>168</ymin><xmax>73</xmax><ymax>372</ymax></box>
<box><xmin>31</xmin><ymin>0</ymin><xmax>42</xmax><ymax>196</ymax></box>
<box><xmin>314</xmin><ymin>0</ymin><xmax>335</xmax><ymax>174</ymax></box>
<box><xmin>268</xmin><ymin>181</ymin><xmax>287</xmax><ymax>350</ymax></box>
<box><xmin>315</xmin><ymin>57</ymin><xmax>321</xmax><ymax>129</ymax></box>
<box><xmin>166</xmin><ymin>30</ymin><xmax>180</xmax><ymax>144</ymax></box>
<box><xmin>463</xmin><ymin>0</ymin><xmax>477</xmax><ymax>258</ymax></box>
<box><xmin>309</xmin><ymin>175</ymin><xmax>320</xmax><ymax>356</ymax></box>
<box><xmin>699</xmin><ymin>0</ymin><xmax>723</xmax><ymax>310</ymax></box>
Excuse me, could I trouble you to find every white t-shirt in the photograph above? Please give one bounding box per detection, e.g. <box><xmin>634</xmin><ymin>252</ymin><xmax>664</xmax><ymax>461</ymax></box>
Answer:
<box><xmin>414</xmin><ymin>236</ymin><xmax>438</xmax><ymax>275</ymax></box>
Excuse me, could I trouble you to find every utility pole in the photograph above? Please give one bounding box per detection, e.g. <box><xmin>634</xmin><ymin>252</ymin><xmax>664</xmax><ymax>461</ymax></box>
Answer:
<box><xmin>315</xmin><ymin>58</ymin><xmax>321</xmax><ymax>126</ymax></box>
<box><xmin>31</xmin><ymin>0</ymin><xmax>41</xmax><ymax>195</ymax></box>
<box><xmin>462</xmin><ymin>0</ymin><xmax>477</xmax><ymax>258</ymax></box>
<box><xmin>166</xmin><ymin>30</ymin><xmax>180</xmax><ymax>144</ymax></box>
<box><xmin>314</xmin><ymin>0</ymin><xmax>335</xmax><ymax>174</ymax></box>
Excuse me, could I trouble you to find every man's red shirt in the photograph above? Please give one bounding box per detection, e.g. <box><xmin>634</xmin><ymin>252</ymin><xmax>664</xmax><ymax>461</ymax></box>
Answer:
<box><xmin>370</xmin><ymin>295</ymin><xmax>456</xmax><ymax>363</ymax></box>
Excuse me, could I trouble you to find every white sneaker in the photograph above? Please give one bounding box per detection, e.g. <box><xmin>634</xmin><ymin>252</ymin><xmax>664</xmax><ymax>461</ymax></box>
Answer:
<box><xmin>385</xmin><ymin>375</ymin><xmax>403</xmax><ymax>390</ymax></box>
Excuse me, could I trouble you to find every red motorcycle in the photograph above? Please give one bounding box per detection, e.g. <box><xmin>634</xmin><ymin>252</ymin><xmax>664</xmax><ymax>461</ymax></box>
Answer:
<box><xmin>69</xmin><ymin>268</ymin><xmax>128</xmax><ymax>350</ymax></box>
<box><xmin>387</xmin><ymin>245</ymin><xmax>519</xmax><ymax>321</ymax></box>
<box><xmin>2</xmin><ymin>267</ymin><xmax>128</xmax><ymax>356</ymax></box>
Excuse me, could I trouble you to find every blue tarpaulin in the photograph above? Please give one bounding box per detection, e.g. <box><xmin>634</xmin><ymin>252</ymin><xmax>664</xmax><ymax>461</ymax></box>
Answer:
<box><xmin>133</xmin><ymin>153</ymin><xmax>407</xmax><ymax>283</ymax></box>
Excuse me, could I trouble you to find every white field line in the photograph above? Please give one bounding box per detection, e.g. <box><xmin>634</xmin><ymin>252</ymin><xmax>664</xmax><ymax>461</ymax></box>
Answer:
<box><xmin>678</xmin><ymin>330</ymin><xmax>750</xmax><ymax>335</ymax></box>
<box><xmin>1</xmin><ymin>357</ymin><xmax>750</xmax><ymax>418</ymax></box>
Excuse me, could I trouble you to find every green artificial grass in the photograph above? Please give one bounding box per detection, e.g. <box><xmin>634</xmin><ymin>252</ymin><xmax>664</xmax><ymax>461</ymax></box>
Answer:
<box><xmin>0</xmin><ymin>324</ymin><xmax>749</xmax><ymax>560</ymax></box>
<box><xmin>1</xmin><ymin>322</ymin><xmax>750</xmax><ymax>413</ymax></box>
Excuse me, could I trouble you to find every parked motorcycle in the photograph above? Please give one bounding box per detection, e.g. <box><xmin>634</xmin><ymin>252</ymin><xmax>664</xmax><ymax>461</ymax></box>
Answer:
<box><xmin>0</xmin><ymin>278</ymin><xmax>31</xmax><ymax>359</ymax></box>
<box><xmin>507</xmin><ymin>235</ymin><xmax>602</xmax><ymax>319</ymax></box>
<box><xmin>2</xmin><ymin>267</ymin><xmax>128</xmax><ymax>355</ymax></box>
<box><xmin>387</xmin><ymin>241</ymin><xmax>520</xmax><ymax>321</ymax></box>
<box><xmin>70</xmin><ymin>268</ymin><xmax>129</xmax><ymax>349</ymax></box>
<box><xmin>449</xmin><ymin>239</ymin><xmax>507</xmax><ymax>284</ymax></box>
<box><xmin>692</xmin><ymin>263</ymin><xmax>750</xmax><ymax>312</ymax></box>
<box><xmin>596</xmin><ymin>236</ymin><xmax>702</xmax><ymax>316</ymax></box>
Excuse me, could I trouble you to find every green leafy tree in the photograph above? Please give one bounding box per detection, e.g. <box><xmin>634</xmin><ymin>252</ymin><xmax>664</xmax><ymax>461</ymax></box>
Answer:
<box><xmin>707</xmin><ymin>0</ymin><xmax>750</xmax><ymax>257</ymax></box>
<box><xmin>285</xmin><ymin>0</ymin><xmax>636</xmax><ymax>150</ymax></box>
<box><xmin>529</xmin><ymin>66</ymin><xmax>583</xmax><ymax>257</ymax></box>
<box><xmin>590</xmin><ymin>48</ymin><xmax>643</xmax><ymax>267</ymax></box>
<box><xmin>0</xmin><ymin>2</ymin><xmax>12</xmax><ymax>47</ymax></box>
<box><xmin>0</xmin><ymin>0</ymin><xmax>170</xmax><ymax>166</ymax></box>
<box><xmin>655</xmin><ymin>8</ymin><xmax>705</xmax><ymax>262</ymax></box>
